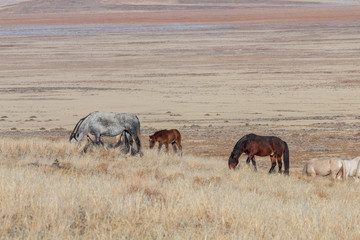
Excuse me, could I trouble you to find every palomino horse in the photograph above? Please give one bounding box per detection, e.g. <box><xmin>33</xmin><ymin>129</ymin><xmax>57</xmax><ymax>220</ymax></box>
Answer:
<box><xmin>149</xmin><ymin>129</ymin><xmax>182</xmax><ymax>155</ymax></box>
<box><xmin>337</xmin><ymin>156</ymin><xmax>360</xmax><ymax>180</ymax></box>
<box><xmin>302</xmin><ymin>158</ymin><xmax>343</xmax><ymax>179</ymax></box>
<box><xmin>228</xmin><ymin>133</ymin><xmax>289</xmax><ymax>175</ymax></box>
<box><xmin>69</xmin><ymin>111</ymin><xmax>142</xmax><ymax>156</ymax></box>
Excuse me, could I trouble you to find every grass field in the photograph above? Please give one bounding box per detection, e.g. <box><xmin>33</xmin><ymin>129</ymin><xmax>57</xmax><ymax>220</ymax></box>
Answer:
<box><xmin>1</xmin><ymin>0</ymin><xmax>360</xmax><ymax>238</ymax></box>
<box><xmin>1</xmin><ymin>138</ymin><xmax>360</xmax><ymax>239</ymax></box>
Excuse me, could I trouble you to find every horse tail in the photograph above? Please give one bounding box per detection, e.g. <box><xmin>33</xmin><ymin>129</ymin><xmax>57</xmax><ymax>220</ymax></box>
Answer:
<box><xmin>355</xmin><ymin>160</ymin><xmax>360</xmax><ymax>179</ymax></box>
<box><xmin>136</xmin><ymin>128</ymin><xmax>142</xmax><ymax>149</ymax></box>
<box><xmin>134</xmin><ymin>115</ymin><xmax>141</xmax><ymax>142</ymax></box>
<box><xmin>283</xmin><ymin>141</ymin><xmax>290</xmax><ymax>175</ymax></box>
<box><xmin>177</xmin><ymin>129</ymin><xmax>181</xmax><ymax>141</ymax></box>
<box><xmin>302</xmin><ymin>162</ymin><xmax>308</xmax><ymax>176</ymax></box>
<box><xmin>134</xmin><ymin>115</ymin><xmax>143</xmax><ymax>156</ymax></box>
<box><xmin>341</xmin><ymin>160</ymin><xmax>346</xmax><ymax>180</ymax></box>
<box><xmin>69</xmin><ymin>113</ymin><xmax>91</xmax><ymax>142</ymax></box>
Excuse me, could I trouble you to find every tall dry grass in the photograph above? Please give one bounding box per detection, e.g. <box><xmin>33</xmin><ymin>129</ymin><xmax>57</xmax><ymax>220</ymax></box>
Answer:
<box><xmin>0</xmin><ymin>138</ymin><xmax>359</xmax><ymax>239</ymax></box>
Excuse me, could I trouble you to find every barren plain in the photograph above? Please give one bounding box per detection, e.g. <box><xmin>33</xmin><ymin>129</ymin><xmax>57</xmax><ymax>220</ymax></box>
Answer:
<box><xmin>1</xmin><ymin>0</ymin><xmax>360</xmax><ymax>167</ymax></box>
<box><xmin>0</xmin><ymin>1</ymin><xmax>360</xmax><ymax>238</ymax></box>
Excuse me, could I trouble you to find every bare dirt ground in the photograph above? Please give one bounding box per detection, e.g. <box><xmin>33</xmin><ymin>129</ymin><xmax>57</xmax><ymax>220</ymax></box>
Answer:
<box><xmin>0</xmin><ymin>0</ymin><xmax>360</xmax><ymax>170</ymax></box>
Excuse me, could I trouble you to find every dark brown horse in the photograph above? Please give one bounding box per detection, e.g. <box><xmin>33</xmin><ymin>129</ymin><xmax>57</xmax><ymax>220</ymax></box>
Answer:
<box><xmin>228</xmin><ymin>133</ymin><xmax>289</xmax><ymax>175</ymax></box>
<box><xmin>149</xmin><ymin>129</ymin><xmax>182</xmax><ymax>155</ymax></box>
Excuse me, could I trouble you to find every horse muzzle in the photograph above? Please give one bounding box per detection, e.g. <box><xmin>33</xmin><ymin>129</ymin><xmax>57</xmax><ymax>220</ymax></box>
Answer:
<box><xmin>228</xmin><ymin>155</ymin><xmax>239</xmax><ymax>169</ymax></box>
<box><xmin>228</xmin><ymin>163</ymin><xmax>236</xmax><ymax>169</ymax></box>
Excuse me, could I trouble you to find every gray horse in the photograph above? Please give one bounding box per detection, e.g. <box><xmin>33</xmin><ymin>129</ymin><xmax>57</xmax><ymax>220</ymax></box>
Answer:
<box><xmin>70</xmin><ymin>111</ymin><xmax>142</xmax><ymax>156</ymax></box>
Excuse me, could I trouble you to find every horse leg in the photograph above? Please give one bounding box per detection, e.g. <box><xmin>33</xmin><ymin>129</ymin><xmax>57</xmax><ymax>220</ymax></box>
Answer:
<box><xmin>121</xmin><ymin>132</ymin><xmax>130</xmax><ymax>154</ymax></box>
<box><xmin>269</xmin><ymin>155</ymin><xmax>277</xmax><ymax>174</ymax></box>
<box><xmin>251</xmin><ymin>156</ymin><xmax>257</xmax><ymax>172</ymax></box>
<box><xmin>277</xmin><ymin>156</ymin><xmax>283</xmax><ymax>174</ymax></box>
<box><xmin>165</xmin><ymin>143</ymin><xmax>169</xmax><ymax>153</ymax></box>
<box><xmin>132</xmin><ymin>132</ymin><xmax>142</xmax><ymax>156</ymax></box>
<box><xmin>100</xmin><ymin>137</ymin><xmax>107</xmax><ymax>150</ymax></box>
<box><xmin>94</xmin><ymin>134</ymin><xmax>104</xmax><ymax>146</ymax></box>
<box><xmin>116</xmin><ymin>134</ymin><xmax>122</xmax><ymax>145</ymax></box>
<box><xmin>83</xmin><ymin>136</ymin><xmax>94</xmax><ymax>153</ymax></box>
<box><xmin>171</xmin><ymin>142</ymin><xmax>177</xmax><ymax>153</ymax></box>
<box><xmin>127</xmin><ymin>133</ymin><xmax>137</xmax><ymax>156</ymax></box>
<box><xmin>158</xmin><ymin>143</ymin><xmax>163</xmax><ymax>152</ymax></box>
<box><xmin>83</xmin><ymin>142</ymin><xmax>90</xmax><ymax>153</ymax></box>
<box><xmin>248</xmin><ymin>154</ymin><xmax>257</xmax><ymax>171</ymax></box>
<box><xmin>111</xmin><ymin>133</ymin><xmax>123</xmax><ymax>148</ymax></box>
<box><xmin>176</xmin><ymin>138</ymin><xmax>183</xmax><ymax>156</ymax></box>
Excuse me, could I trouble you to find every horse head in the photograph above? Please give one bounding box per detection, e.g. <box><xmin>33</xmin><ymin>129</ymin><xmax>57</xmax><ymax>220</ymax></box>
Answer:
<box><xmin>70</xmin><ymin>131</ymin><xmax>86</xmax><ymax>145</ymax></box>
<box><xmin>228</xmin><ymin>153</ymin><xmax>239</xmax><ymax>169</ymax></box>
<box><xmin>70</xmin><ymin>113</ymin><xmax>91</xmax><ymax>144</ymax></box>
<box><xmin>149</xmin><ymin>135</ymin><xmax>156</xmax><ymax>149</ymax></box>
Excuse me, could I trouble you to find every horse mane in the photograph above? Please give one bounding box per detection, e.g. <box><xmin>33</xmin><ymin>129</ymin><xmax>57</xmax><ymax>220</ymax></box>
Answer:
<box><xmin>69</xmin><ymin>113</ymin><xmax>92</xmax><ymax>142</ymax></box>
<box><xmin>151</xmin><ymin>129</ymin><xmax>167</xmax><ymax>137</ymax></box>
<box><xmin>232</xmin><ymin>135</ymin><xmax>248</xmax><ymax>156</ymax></box>
<box><xmin>232</xmin><ymin>134</ymin><xmax>259</xmax><ymax>156</ymax></box>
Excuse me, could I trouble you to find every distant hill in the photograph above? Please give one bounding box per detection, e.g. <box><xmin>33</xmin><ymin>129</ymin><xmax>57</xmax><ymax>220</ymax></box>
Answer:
<box><xmin>1</xmin><ymin>0</ymin><xmax>355</xmax><ymax>15</ymax></box>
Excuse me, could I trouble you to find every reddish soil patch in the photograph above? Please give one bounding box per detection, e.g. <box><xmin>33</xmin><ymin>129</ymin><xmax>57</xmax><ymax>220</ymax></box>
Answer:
<box><xmin>0</xmin><ymin>6</ymin><xmax>360</xmax><ymax>26</ymax></box>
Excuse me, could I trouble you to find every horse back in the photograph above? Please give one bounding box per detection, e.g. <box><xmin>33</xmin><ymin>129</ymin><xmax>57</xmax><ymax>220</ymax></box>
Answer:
<box><xmin>151</xmin><ymin>129</ymin><xmax>180</xmax><ymax>143</ymax></box>
<box><xmin>245</xmin><ymin>135</ymin><xmax>285</xmax><ymax>156</ymax></box>
<box><xmin>304</xmin><ymin>159</ymin><xmax>341</xmax><ymax>176</ymax></box>
<box><xmin>95</xmin><ymin>112</ymin><xmax>139</xmax><ymax>128</ymax></box>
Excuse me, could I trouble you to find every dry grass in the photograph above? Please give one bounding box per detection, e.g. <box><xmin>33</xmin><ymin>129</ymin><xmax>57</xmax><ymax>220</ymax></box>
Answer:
<box><xmin>1</xmin><ymin>138</ymin><xmax>360</xmax><ymax>239</ymax></box>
